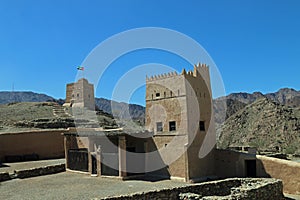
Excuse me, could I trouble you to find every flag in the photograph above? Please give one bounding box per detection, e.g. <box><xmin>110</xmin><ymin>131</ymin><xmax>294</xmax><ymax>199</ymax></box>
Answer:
<box><xmin>77</xmin><ymin>66</ymin><xmax>84</xmax><ymax>71</ymax></box>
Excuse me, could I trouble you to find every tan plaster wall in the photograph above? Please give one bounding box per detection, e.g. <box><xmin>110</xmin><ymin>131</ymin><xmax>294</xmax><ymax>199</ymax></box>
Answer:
<box><xmin>0</xmin><ymin>130</ymin><xmax>65</xmax><ymax>162</ymax></box>
<box><xmin>145</xmin><ymin>75</ymin><xmax>188</xmax><ymax>135</ymax></box>
<box><xmin>257</xmin><ymin>155</ymin><xmax>300</xmax><ymax>195</ymax></box>
<box><xmin>65</xmin><ymin>83</ymin><xmax>74</xmax><ymax>103</ymax></box>
<box><xmin>184</xmin><ymin>66</ymin><xmax>216</xmax><ymax>180</ymax></box>
<box><xmin>214</xmin><ymin>149</ymin><xmax>256</xmax><ymax>178</ymax></box>
<box><xmin>148</xmin><ymin>135</ymin><xmax>187</xmax><ymax>178</ymax></box>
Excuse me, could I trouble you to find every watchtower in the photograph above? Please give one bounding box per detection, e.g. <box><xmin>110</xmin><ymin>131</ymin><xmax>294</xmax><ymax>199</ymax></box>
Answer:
<box><xmin>145</xmin><ymin>63</ymin><xmax>215</xmax><ymax>181</ymax></box>
<box><xmin>63</xmin><ymin>78</ymin><xmax>95</xmax><ymax>110</ymax></box>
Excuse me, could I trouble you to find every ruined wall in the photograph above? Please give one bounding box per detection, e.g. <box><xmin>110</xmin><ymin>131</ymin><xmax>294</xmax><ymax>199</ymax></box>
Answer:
<box><xmin>257</xmin><ymin>155</ymin><xmax>300</xmax><ymax>195</ymax></box>
<box><xmin>0</xmin><ymin>130</ymin><xmax>66</xmax><ymax>162</ymax></box>
<box><xmin>15</xmin><ymin>164</ymin><xmax>65</xmax><ymax>179</ymax></box>
<box><xmin>101</xmin><ymin>178</ymin><xmax>283</xmax><ymax>200</ymax></box>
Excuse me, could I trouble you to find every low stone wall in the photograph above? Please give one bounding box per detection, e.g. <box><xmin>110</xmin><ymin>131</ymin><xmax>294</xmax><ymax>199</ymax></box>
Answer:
<box><xmin>101</xmin><ymin>178</ymin><xmax>283</xmax><ymax>200</ymax></box>
<box><xmin>0</xmin><ymin>172</ymin><xmax>10</xmax><ymax>182</ymax></box>
<box><xmin>15</xmin><ymin>164</ymin><xmax>65</xmax><ymax>179</ymax></box>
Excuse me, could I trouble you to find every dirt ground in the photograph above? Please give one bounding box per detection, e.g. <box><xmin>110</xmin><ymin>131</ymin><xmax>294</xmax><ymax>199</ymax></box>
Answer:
<box><xmin>0</xmin><ymin>172</ymin><xmax>189</xmax><ymax>200</ymax></box>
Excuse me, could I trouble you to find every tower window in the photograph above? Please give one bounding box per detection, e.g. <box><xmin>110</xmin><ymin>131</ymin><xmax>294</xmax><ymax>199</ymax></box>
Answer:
<box><xmin>156</xmin><ymin>93</ymin><xmax>160</xmax><ymax>97</ymax></box>
<box><xmin>88</xmin><ymin>94</ymin><xmax>91</xmax><ymax>99</ymax></box>
<box><xmin>178</xmin><ymin>90</ymin><xmax>180</xmax><ymax>96</ymax></box>
<box><xmin>169</xmin><ymin>121</ymin><xmax>176</xmax><ymax>131</ymax></box>
<box><xmin>199</xmin><ymin>121</ymin><xmax>205</xmax><ymax>131</ymax></box>
<box><xmin>170</xmin><ymin>91</ymin><xmax>173</xmax><ymax>97</ymax></box>
<box><xmin>156</xmin><ymin>122</ymin><xmax>163</xmax><ymax>132</ymax></box>
<box><xmin>164</xmin><ymin>92</ymin><xmax>166</xmax><ymax>98</ymax></box>
<box><xmin>77</xmin><ymin>93</ymin><xmax>79</xmax><ymax>97</ymax></box>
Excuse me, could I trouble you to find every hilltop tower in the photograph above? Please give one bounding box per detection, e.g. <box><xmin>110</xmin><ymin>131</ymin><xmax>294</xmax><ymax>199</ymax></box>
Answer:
<box><xmin>145</xmin><ymin>63</ymin><xmax>215</xmax><ymax>181</ymax></box>
<box><xmin>63</xmin><ymin>78</ymin><xmax>95</xmax><ymax>110</ymax></box>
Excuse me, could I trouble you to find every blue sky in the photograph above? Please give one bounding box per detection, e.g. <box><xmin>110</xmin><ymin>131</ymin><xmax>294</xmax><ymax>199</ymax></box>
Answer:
<box><xmin>0</xmin><ymin>0</ymin><xmax>299</xmax><ymax>105</ymax></box>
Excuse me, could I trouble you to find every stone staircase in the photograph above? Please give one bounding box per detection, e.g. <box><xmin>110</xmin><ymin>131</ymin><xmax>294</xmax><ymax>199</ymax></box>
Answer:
<box><xmin>52</xmin><ymin>103</ymin><xmax>72</xmax><ymax>118</ymax></box>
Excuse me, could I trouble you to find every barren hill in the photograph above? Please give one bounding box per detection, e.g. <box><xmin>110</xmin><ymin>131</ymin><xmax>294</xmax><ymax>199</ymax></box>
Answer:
<box><xmin>0</xmin><ymin>102</ymin><xmax>117</xmax><ymax>133</ymax></box>
<box><xmin>218</xmin><ymin>98</ymin><xmax>300</xmax><ymax>154</ymax></box>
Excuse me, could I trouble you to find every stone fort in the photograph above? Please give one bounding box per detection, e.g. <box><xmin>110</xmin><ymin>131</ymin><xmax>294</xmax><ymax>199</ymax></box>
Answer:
<box><xmin>63</xmin><ymin>63</ymin><xmax>217</xmax><ymax>182</ymax></box>
<box><xmin>63</xmin><ymin>78</ymin><xmax>95</xmax><ymax>110</ymax></box>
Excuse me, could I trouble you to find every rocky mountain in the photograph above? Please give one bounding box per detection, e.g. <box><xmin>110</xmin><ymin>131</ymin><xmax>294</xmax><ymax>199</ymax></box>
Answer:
<box><xmin>0</xmin><ymin>91</ymin><xmax>55</xmax><ymax>104</ymax></box>
<box><xmin>218</xmin><ymin>98</ymin><xmax>300</xmax><ymax>154</ymax></box>
<box><xmin>95</xmin><ymin>98</ymin><xmax>145</xmax><ymax>123</ymax></box>
<box><xmin>213</xmin><ymin>88</ymin><xmax>300</xmax><ymax>126</ymax></box>
<box><xmin>224</xmin><ymin>88</ymin><xmax>300</xmax><ymax>107</ymax></box>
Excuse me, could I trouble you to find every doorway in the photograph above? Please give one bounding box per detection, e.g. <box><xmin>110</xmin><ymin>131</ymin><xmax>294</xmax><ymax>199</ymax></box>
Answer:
<box><xmin>91</xmin><ymin>155</ymin><xmax>97</xmax><ymax>175</ymax></box>
<box><xmin>245</xmin><ymin>160</ymin><xmax>256</xmax><ymax>178</ymax></box>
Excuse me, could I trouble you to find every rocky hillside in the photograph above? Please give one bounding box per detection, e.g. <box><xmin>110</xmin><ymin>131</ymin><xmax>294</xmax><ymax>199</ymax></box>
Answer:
<box><xmin>95</xmin><ymin>98</ymin><xmax>145</xmax><ymax>122</ymax></box>
<box><xmin>0</xmin><ymin>102</ymin><xmax>117</xmax><ymax>133</ymax></box>
<box><xmin>213</xmin><ymin>88</ymin><xmax>300</xmax><ymax>126</ymax></box>
<box><xmin>218</xmin><ymin>98</ymin><xmax>300</xmax><ymax>154</ymax></box>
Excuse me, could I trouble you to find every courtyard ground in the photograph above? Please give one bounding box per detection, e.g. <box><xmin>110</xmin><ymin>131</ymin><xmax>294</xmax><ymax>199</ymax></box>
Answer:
<box><xmin>1</xmin><ymin>159</ymin><xmax>299</xmax><ymax>200</ymax></box>
<box><xmin>0</xmin><ymin>172</ymin><xmax>190</xmax><ymax>200</ymax></box>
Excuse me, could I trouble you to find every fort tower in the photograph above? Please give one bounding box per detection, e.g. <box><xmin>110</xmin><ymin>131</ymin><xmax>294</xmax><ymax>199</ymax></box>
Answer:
<box><xmin>63</xmin><ymin>78</ymin><xmax>95</xmax><ymax>110</ymax></box>
<box><xmin>145</xmin><ymin>63</ymin><xmax>215</xmax><ymax>181</ymax></box>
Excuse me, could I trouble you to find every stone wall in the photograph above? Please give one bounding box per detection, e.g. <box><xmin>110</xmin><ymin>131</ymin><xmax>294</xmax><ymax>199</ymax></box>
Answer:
<box><xmin>15</xmin><ymin>164</ymin><xmax>65</xmax><ymax>179</ymax></box>
<box><xmin>0</xmin><ymin>172</ymin><xmax>10</xmax><ymax>182</ymax></box>
<box><xmin>101</xmin><ymin>178</ymin><xmax>283</xmax><ymax>200</ymax></box>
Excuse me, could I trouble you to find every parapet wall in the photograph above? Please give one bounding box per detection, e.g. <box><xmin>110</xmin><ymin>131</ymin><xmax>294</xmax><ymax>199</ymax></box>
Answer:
<box><xmin>146</xmin><ymin>63</ymin><xmax>209</xmax><ymax>82</ymax></box>
<box><xmin>257</xmin><ymin>155</ymin><xmax>300</xmax><ymax>195</ymax></box>
<box><xmin>102</xmin><ymin>178</ymin><xmax>283</xmax><ymax>200</ymax></box>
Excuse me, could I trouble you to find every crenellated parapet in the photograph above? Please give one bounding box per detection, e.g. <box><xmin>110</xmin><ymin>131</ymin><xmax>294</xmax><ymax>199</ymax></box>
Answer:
<box><xmin>146</xmin><ymin>71</ymin><xmax>179</xmax><ymax>82</ymax></box>
<box><xmin>146</xmin><ymin>62</ymin><xmax>209</xmax><ymax>81</ymax></box>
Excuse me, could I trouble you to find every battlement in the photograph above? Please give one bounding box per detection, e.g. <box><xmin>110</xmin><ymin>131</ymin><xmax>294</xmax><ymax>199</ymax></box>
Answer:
<box><xmin>146</xmin><ymin>62</ymin><xmax>209</xmax><ymax>82</ymax></box>
<box><xmin>146</xmin><ymin>71</ymin><xmax>179</xmax><ymax>82</ymax></box>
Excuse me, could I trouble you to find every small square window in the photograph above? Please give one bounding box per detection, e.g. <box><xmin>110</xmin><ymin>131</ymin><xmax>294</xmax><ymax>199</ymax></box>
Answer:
<box><xmin>169</xmin><ymin>121</ymin><xmax>176</xmax><ymax>131</ymax></box>
<box><xmin>199</xmin><ymin>121</ymin><xmax>205</xmax><ymax>131</ymax></box>
<box><xmin>156</xmin><ymin>93</ymin><xmax>160</xmax><ymax>97</ymax></box>
<box><xmin>156</xmin><ymin>122</ymin><xmax>163</xmax><ymax>132</ymax></box>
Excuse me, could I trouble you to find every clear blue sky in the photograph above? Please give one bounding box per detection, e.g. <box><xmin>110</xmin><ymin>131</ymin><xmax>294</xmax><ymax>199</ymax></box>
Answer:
<box><xmin>0</xmin><ymin>0</ymin><xmax>299</xmax><ymax>105</ymax></box>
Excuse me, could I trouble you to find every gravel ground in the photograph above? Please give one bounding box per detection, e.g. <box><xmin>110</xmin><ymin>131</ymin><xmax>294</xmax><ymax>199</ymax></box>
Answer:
<box><xmin>0</xmin><ymin>159</ymin><xmax>65</xmax><ymax>174</ymax></box>
<box><xmin>0</xmin><ymin>172</ymin><xmax>190</xmax><ymax>200</ymax></box>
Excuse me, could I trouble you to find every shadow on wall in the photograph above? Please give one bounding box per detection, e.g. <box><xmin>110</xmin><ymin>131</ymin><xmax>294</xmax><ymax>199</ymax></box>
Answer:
<box><xmin>129</xmin><ymin>136</ymin><xmax>171</xmax><ymax>181</ymax></box>
<box><xmin>214</xmin><ymin>149</ymin><xmax>271</xmax><ymax>179</ymax></box>
<box><xmin>215</xmin><ymin>149</ymin><xmax>300</xmax><ymax>195</ymax></box>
